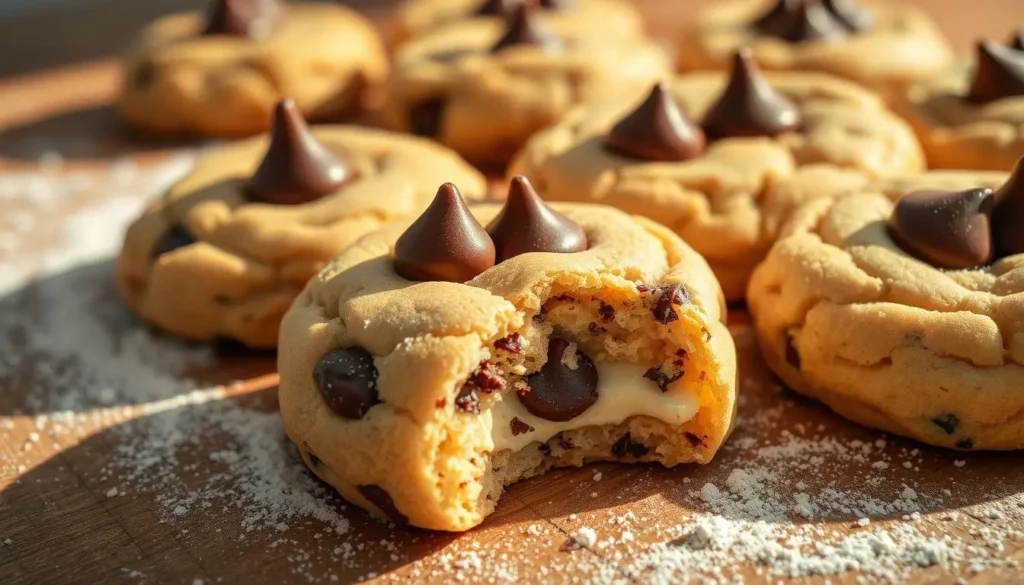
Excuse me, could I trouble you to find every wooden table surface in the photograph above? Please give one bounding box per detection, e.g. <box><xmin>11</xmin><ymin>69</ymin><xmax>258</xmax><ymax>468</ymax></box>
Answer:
<box><xmin>1</xmin><ymin>2</ymin><xmax>1023</xmax><ymax>584</ymax></box>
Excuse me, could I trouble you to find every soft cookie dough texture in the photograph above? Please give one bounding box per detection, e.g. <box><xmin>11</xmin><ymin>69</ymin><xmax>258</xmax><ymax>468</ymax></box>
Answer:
<box><xmin>511</xmin><ymin>73</ymin><xmax>924</xmax><ymax>300</ymax></box>
<box><xmin>117</xmin><ymin>127</ymin><xmax>485</xmax><ymax>348</ymax></box>
<box><xmin>279</xmin><ymin>204</ymin><xmax>737</xmax><ymax>531</ymax></box>
<box><xmin>677</xmin><ymin>0</ymin><xmax>953</xmax><ymax>93</ymax></box>
<box><xmin>748</xmin><ymin>169</ymin><xmax>1024</xmax><ymax>450</ymax></box>
<box><xmin>119</xmin><ymin>4</ymin><xmax>388</xmax><ymax>137</ymax></box>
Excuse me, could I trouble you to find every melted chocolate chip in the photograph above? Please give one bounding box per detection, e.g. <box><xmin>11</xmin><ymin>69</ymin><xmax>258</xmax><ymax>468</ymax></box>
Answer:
<box><xmin>518</xmin><ymin>337</ymin><xmax>599</xmax><ymax>422</ymax></box>
<box><xmin>491</xmin><ymin>2</ymin><xmax>563</xmax><ymax>53</ymax></box>
<box><xmin>202</xmin><ymin>0</ymin><xmax>282</xmax><ymax>38</ymax></box>
<box><xmin>152</xmin><ymin>224</ymin><xmax>196</xmax><ymax>257</ymax></box>
<box><xmin>510</xmin><ymin>417</ymin><xmax>535</xmax><ymax>436</ymax></box>
<box><xmin>409</xmin><ymin>98</ymin><xmax>446</xmax><ymax>138</ymax></box>
<box><xmin>822</xmin><ymin>0</ymin><xmax>872</xmax><ymax>32</ymax></box>
<box><xmin>967</xmin><ymin>40</ymin><xmax>1024</xmax><ymax>104</ymax></box>
<box><xmin>313</xmin><ymin>347</ymin><xmax>380</xmax><ymax>419</ymax></box>
<box><xmin>653</xmin><ymin>285</ymin><xmax>690</xmax><ymax>324</ymax></box>
<box><xmin>785</xmin><ymin>336</ymin><xmax>801</xmax><ymax>369</ymax></box>
<box><xmin>611</xmin><ymin>433</ymin><xmax>649</xmax><ymax>458</ymax></box>
<box><xmin>603</xmin><ymin>82</ymin><xmax>706</xmax><ymax>162</ymax></box>
<box><xmin>992</xmin><ymin>157</ymin><xmax>1024</xmax><ymax>257</ymax></box>
<box><xmin>538</xmin><ymin>443</ymin><xmax>552</xmax><ymax>455</ymax></box>
<box><xmin>643</xmin><ymin>366</ymin><xmax>683</xmax><ymax>392</ymax></box>
<box><xmin>357</xmin><ymin>485</ymin><xmax>408</xmax><ymax>523</ymax></box>
<box><xmin>598</xmin><ymin>303</ymin><xmax>615</xmax><ymax>323</ymax></box>
<box><xmin>475</xmin><ymin>0</ymin><xmax>518</xmax><ymax>16</ymax></box>
<box><xmin>932</xmin><ymin>413</ymin><xmax>960</xmax><ymax>435</ymax></box>
<box><xmin>494</xmin><ymin>333</ymin><xmax>524</xmax><ymax>353</ymax></box>
<box><xmin>486</xmin><ymin>176</ymin><xmax>588</xmax><ymax>262</ymax></box>
<box><xmin>465</xmin><ymin>361</ymin><xmax>507</xmax><ymax>395</ymax></box>
<box><xmin>751</xmin><ymin>0</ymin><xmax>846</xmax><ymax>43</ymax></box>
<box><xmin>703</xmin><ymin>48</ymin><xmax>802</xmax><ymax>140</ymax></box>
<box><xmin>888</xmin><ymin>188</ymin><xmax>995</xmax><ymax>269</ymax></box>
<box><xmin>248</xmin><ymin>100</ymin><xmax>356</xmax><ymax>205</ymax></box>
<box><xmin>393</xmin><ymin>183</ymin><xmax>496</xmax><ymax>282</ymax></box>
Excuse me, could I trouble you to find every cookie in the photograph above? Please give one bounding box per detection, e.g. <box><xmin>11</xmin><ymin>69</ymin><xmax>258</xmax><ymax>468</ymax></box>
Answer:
<box><xmin>278</xmin><ymin>178</ymin><xmax>737</xmax><ymax>531</ymax></box>
<box><xmin>118</xmin><ymin>0</ymin><xmax>388</xmax><ymax>137</ymax></box>
<box><xmin>677</xmin><ymin>0</ymin><xmax>954</xmax><ymax>94</ymax></box>
<box><xmin>117</xmin><ymin>101</ymin><xmax>486</xmax><ymax>348</ymax></box>
<box><xmin>392</xmin><ymin>0</ymin><xmax>645</xmax><ymax>47</ymax></box>
<box><xmin>381</xmin><ymin>2</ymin><xmax>671</xmax><ymax>167</ymax></box>
<box><xmin>748</xmin><ymin>161</ymin><xmax>1024</xmax><ymax>450</ymax></box>
<box><xmin>894</xmin><ymin>38</ymin><xmax>1024</xmax><ymax>171</ymax></box>
<box><xmin>510</xmin><ymin>49</ymin><xmax>924</xmax><ymax>301</ymax></box>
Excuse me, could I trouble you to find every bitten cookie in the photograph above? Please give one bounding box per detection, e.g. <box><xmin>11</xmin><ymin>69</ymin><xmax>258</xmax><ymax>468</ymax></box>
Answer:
<box><xmin>381</xmin><ymin>2</ymin><xmax>670</xmax><ymax>167</ymax></box>
<box><xmin>894</xmin><ymin>37</ymin><xmax>1024</xmax><ymax>171</ymax></box>
<box><xmin>392</xmin><ymin>0</ymin><xmax>644</xmax><ymax>47</ymax></box>
<box><xmin>748</xmin><ymin>161</ymin><xmax>1024</xmax><ymax>450</ymax></box>
<box><xmin>511</xmin><ymin>49</ymin><xmax>924</xmax><ymax>301</ymax></box>
<box><xmin>118</xmin><ymin>0</ymin><xmax>388</xmax><ymax>137</ymax></box>
<box><xmin>117</xmin><ymin>101</ymin><xmax>485</xmax><ymax>348</ymax></box>
<box><xmin>677</xmin><ymin>0</ymin><xmax>953</xmax><ymax>94</ymax></box>
<box><xmin>278</xmin><ymin>178</ymin><xmax>737</xmax><ymax>531</ymax></box>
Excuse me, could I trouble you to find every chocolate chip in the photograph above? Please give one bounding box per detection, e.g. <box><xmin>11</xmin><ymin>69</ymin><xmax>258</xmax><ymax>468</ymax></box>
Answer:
<box><xmin>703</xmin><ymin>48</ymin><xmax>802</xmax><ymax>140</ymax></box>
<box><xmin>490</xmin><ymin>2</ymin><xmax>563</xmax><ymax>54</ymax></box>
<box><xmin>888</xmin><ymin>188</ymin><xmax>994</xmax><ymax>269</ymax></box>
<box><xmin>643</xmin><ymin>366</ymin><xmax>683</xmax><ymax>392</ymax></box>
<box><xmin>932</xmin><ymin>414</ymin><xmax>960</xmax><ymax>435</ymax></box>
<box><xmin>992</xmin><ymin>157</ymin><xmax>1024</xmax><ymax>257</ymax></box>
<box><xmin>152</xmin><ymin>224</ymin><xmax>196</xmax><ymax>257</ymax></box>
<box><xmin>393</xmin><ymin>183</ymin><xmax>495</xmax><ymax>282</ymax></box>
<box><xmin>510</xmin><ymin>417</ymin><xmax>535</xmax><ymax>436</ymax></box>
<box><xmin>409</xmin><ymin>98</ymin><xmax>446</xmax><ymax>138</ymax></box>
<box><xmin>248</xmin><ymin>100</ymin><xmax>357</xmax><ymax>206</ymax></box>
<box><xmin>313</xmin><ymin>347</ymin><xmax>379</xmax><ymax>419</ymax></box>
<box><xmin>538</xmin><ymin>443</ymin><xmax>552</xmax><ymax>455</ymax></box>
<box><xmin>494</xmin><ymin>333</ymin><xmax>523</xmax><ymax>353</ymax></box>
<box><xmin>785</xmin><ymin>336</ymin><xmax>801</xmax><ymax>369</ymax></box>
<box><xmin>357</xmin><ymin>485</ymin><xmax>408</xmax><ymax>524</ymax></box>
<box><xmin>518</xmin><ymin>337</ymin><xmax>599</xmax><ymax>422</ymax></box>
<box><xmin>475</xmin><ymin>0</ymin><xmax>518</xmax><ymax>16</ymax></box>
<box><xmin>202</xmin><ymin>0</ymin><xmax>282</xmax><ymax>39</ymax></box>
<box><xmin>822</xmin><ymin>0</ymin><xmax>872</xmax><ymax>31</ymax></box>
<box><xmin>1011</xmin><ymin>31</ymin><xmax>1024</xmax><ymax>52</ymax></box>
<box><xmin>956</xmin><ymin>438</ymin><xmax>974</xmax><ymax>450</ymax></box>
<box><xmin>598</xmin><ymin>303</ymin><xmax>615</xmax><ymax>323</ymax></box>
<box><xmin>751</xmin><ymin>0</ymin><xmax>846</xmax><ymax>43</ymax></box>
<box><xmin>684</xmin><ymin>432</ymin><xmax>704</xmax><ymax>447</ymax></box>
<box><xmin>967</xmin><ymin>40</ymin><xmax>1024</xmax><ymax>104</ymax></box>
<box><xmin>454</xmin><ymin>386</ymin><xmax>480</xmax><ymax>414</ymax></box>
<box><xmin>653</xmin><ymin>285</ymin><xmax>690</xmax><ymax>324</ymax></box>
<box><xmin>487</xmin><ymin>176</ymin><xmax>588</xmax><ymax>262</ymax></box>
<box><xmin>611</xmin><ymin>433</ymin><xmax>649</xmax><ymax>458</ymax></box>
<box><xmin>603</xmin><ymin>82</ymin><xmax>706</xmax><ymax>162</ymax></box>
<box><xmin>465</xmin><ymin>361</ymin><xmax>506</xmax><ymax>394</ymax></box>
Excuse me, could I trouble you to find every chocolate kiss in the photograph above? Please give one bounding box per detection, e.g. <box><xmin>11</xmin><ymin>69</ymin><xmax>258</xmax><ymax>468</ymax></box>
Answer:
<box><xmin>888</xmin><ymin>189</ymin><xmax>995</xmax><ymax>269</ymax></box>
<box><xmin>752</xmin><ymin>0</ymin><xmax>846</xmax><ymax>43</ymax></box>
<box><xmin>490</xmin><ymin>2</ymin><xmax>563</xmax><ymax>53</ymax></box>
<box><xmin>475</xmin><ymin>0</ymin><xmax>519</xmax><ymax>16</ymax></box>
<box><xmin>248</xmin><ymin>100</ymin><xmax>356</xmax><ymax>205</ymax></box>
<box><xmin>822</xmin><ymin>0</ymin><xmax>873</xmax><ymax>32</ymax></box>
<box><xmin>202</xmin><ymin>0</ymin><xmax>282</xmax><ymax>38</ymax></box>
<box><xmin>603</xmin><ymin>82</ymin><xmax>706</xmax><ymax>162</ymax></box>
<box><xmin>702</xmin><ymin>48</ymin><xmax>802</xmax><ymax>140</ymax></box>
<box><xmin>1010</xmin><ymin>31</ymin><xmax>1024</xmax><ymax>52</ymax></box>
<box><xmin>486</xmin><ymin>176</ymin><xmax>588</xmax><ymax>262</ymax></box>
<box><xmin>966</xmin><ymin>40</ymin><xmax>1024</xmax><ymax>103</ymax></box>
<box><xmin>393</xmin><ymin>183</ymin><xmax>496</xmax><ymax>282</ymax></box>
<box><xmin>992</xmin><ymin>157</ymin><xmax>1024</xmax><ymax>256</ymax></box>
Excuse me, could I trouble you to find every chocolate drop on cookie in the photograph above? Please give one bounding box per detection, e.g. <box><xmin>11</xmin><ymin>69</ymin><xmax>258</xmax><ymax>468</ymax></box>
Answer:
<box><xmin>486</xmin><ymin>176</ymin><xmax>588</xmax><ymax>262</ymax></box>
<box><xmin>393</xmin><ymin>183</ymin><xmax>496</xmax><ymax>282</ymax></box>
<box><xmin>202</xmin><ymin>0</ymin><xmax>282</xmax><ymax>38</ymax></box>
<box><xmin>248</xmin><ymin>100</ymin><xmax>357</xmax><ymax>205</ymax></box>
<box><xmin>152</xmin><ymin>224</ymin><xmax>197</xmax><ymax>257</ymax></box>
<box><xmin>357</xmin><ymin>485</ymin><xmax>408</xmax><ymax>523</ymax></box>
<box><xmin>751</xmin><ymin>0</ymin><xmax>845</xmax><ymax>43</ymax></box>
<box><xmin>603</xmin><ymin>82</ymin><xmax>706</xmax><ymax>162</ymax></box>
<box><xmin>966</xmin><ymin>40</ymin><xmax>1024</xmax><ymax>103</ymax></box>
<box><xmin>519</xmin><ymin>337</ymin><xmax>599</xmax><ymax>422</ymax></box>
<box><xmin>475</xmin><ymin>0</ymin><xmax>519</xmax><ymax>16</ymax></box>
<box><xmin>653</xmin><ymin>284</ymin><xmax>691</xmax><ymax>324</ymax></box>
<box><xmin>822</xmin><ymin>0</ymin><xmax>872</xmax><ymax>32</ymax></box>
<box><xmin>313</xmin><ymin>347</ymin><xmax>380</xmax><ymax>419</ymax></box>
<box><xmin>490</xmin><ymin>2</ymin><xmax>563</xmax><ymax>53</ymax></box>
<box><xmin>992</xmin><ymin>158</ymin><xmax>1024</xmax><ymax>256</ymax></box>
<box><xmin>702</xmin><ymin>48</ymin><xmax>802</xmax><ymax>140</ymax></box>
<box><xmin>887</xmin><ymin>189</ymin><xmax>995</xmax><ymax>269</ymax></box>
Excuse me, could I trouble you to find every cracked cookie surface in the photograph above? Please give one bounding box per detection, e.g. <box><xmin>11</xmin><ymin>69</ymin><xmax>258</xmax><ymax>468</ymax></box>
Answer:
<box><xmin>748</xmin><ymin>169</ymin><xmax>1024</xmax><ymax>450</ymax></box>
<box><xmin>278</xmin><ymin>203</ymin><xmax>737</xmax><ymax>530</ymax></box>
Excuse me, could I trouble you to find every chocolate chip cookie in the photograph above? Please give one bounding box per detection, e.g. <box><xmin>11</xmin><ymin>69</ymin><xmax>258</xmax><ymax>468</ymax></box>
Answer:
<box><xmin>117</xmin><ymin>101</ymin><xmax>486</xmax><ymax>348</ymax></box>
<box><xmin>119</xmin><ymin>0</ymin><xmax>388</xmax><ymax>137</ymax></box>
<box><xmin>677</xmin><ymin>0</ymin><xmax>953</xmax><ymax>94</ymax></box>
<box><xmin>894</xmin><ymin>37</ymin><xmax>1024</xmax><ymax>171</ymax></box>
<box><xmin>748</xmin><ymin>162</ymin><xmax>1024</xmax><ymax>450</ymax></box>
<box><xmin>381</xmin><ymin>2</ymin><xmax>671</xmax><ymax>167</ymax></box>
<box><xmin>278</xmin><ymin>177</ymin><xmax>737</xmax><ymax>530</ymax></box>
<box><xmin>511</xmin><ymin>49</ymin><xmax>924</xmax><ymax>301</ymax></box>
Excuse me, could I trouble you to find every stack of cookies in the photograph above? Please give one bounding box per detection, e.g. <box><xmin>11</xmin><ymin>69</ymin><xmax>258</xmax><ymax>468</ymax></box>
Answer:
<box><xmin>114</xmin><ymin>0</ymin><xmax>1024</xmax><ymax>531</ymax></box>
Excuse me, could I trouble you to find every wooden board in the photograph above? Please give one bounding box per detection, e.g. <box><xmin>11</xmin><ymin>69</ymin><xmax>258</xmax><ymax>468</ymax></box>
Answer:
<box><xmin>1</xmin><ymin>2</ymin><xmax>1023</xmax><ymax>584</ymax></box>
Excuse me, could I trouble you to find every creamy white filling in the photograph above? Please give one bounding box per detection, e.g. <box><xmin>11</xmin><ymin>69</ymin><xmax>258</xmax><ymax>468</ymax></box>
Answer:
<box><xmin>481</xmin><ymin>363</ymin><xmax>700</xmax><ymax>453</ymax></box>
